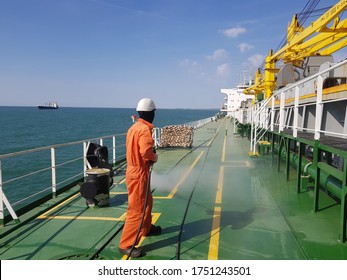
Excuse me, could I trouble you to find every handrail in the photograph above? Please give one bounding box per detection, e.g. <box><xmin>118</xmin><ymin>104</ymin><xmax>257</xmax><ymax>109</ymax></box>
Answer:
<box><xmin>243</xmin><ymin>58</ymin><xmax>347</xmax><ymax>155</ymax></box>
<box><xmin>183</xmin><ymin>117</ymin><xmax>213</xmax><ymax>129</ymax></box>
<box><xmin>0</xmin><ymin>133</ymin><xmax>126</xmax><ymax>160</ymax></box>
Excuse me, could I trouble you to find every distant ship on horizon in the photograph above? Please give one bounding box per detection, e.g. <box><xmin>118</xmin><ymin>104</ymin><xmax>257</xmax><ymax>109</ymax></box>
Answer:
<box><xmin>37</xmin><ymin>102</ymin><xmax>59</xmax><ymax>109</ymax></box>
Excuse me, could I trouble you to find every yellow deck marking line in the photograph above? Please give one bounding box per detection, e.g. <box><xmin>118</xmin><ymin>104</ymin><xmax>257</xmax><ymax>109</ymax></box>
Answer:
<box><xmin>215</xmin><ymin>166</ymin><xmax>224</xmax><ymax>204</ymax></box>
<box><xmin>42</xmin><ymin>215</ymin><xmax>124</xmax><ymax>221</ymax></box>
<box><xmin>208</xmin><ymin>165</ymin><xmax>224</xmax><ymax>259</ymax></box>
<box><xmin>38</xmin><ymin>193</ymin><xmax>80</xmax><ymax>218</ymax></box>
<box><xmin>221</xmin><ymin>136</ymin><xmax>227</xmax><ymax>162</ymax></box>
<box><xmin>167</xmin><ymin>150</ymin><xmax>204</xmax><ymax>199</ymax></box>
<box><xmin>121</xmin><ymin>212</ymin><xmax>161</xmax><ymax>260</ymax></box>
<box><xmin>152</xmin><ymin>195</ymin><xmax>172</xmax><ymax>199</ymax></box>
<box><xmin>208</xmin><ymin>206</ymin><xmax>221</xmax><ymax>260</ymax></box>
<box><xmin>39</xmin><ymin>206</ymin><xmax>128</xmax><ymax>221</ymax></box>
<box><xmin>207</xmin><ymin>138</ymin><xmax>214</xmax><ymax>146</ymax></box>
<box><xmin>109</xmin><ymin>191</ymin><xmax>127</xmax><ymax>195</ymax></box>
<box><xmin>38</xmin><ymin>189</ymin><xmax>129</xmax><ymax>221</ymax></box>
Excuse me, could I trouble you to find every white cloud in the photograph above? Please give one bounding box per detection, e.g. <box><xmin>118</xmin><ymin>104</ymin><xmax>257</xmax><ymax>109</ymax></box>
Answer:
<box><xmin>238</xmin><ymin>43</ymin><xmax>254</xmax><ymax>53</ymax></box>
<box><xmin>222</xmin><ymin>27</ymin><xmax>246</xmax><ymax>38</ymax></box>
<box><xmin>247</xmin><ymin>54</ymin><xmax>265</xmax><ymax>68</ymax></box>
<box><xmin>216</xmin><ymin>63</ymin><xmax>230</xmax><ymax>77</ymax></box>
<box><xmin>207</xmin><ymin>49</ymin><xmax>227</xmax><ymax>60</ymax></box>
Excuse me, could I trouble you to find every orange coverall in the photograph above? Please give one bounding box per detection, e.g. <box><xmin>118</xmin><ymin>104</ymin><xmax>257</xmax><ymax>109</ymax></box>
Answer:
<box><xmin>119</xmin><ymin>118</ymin><xmax>157</xmax><ymax>250</ymax></box>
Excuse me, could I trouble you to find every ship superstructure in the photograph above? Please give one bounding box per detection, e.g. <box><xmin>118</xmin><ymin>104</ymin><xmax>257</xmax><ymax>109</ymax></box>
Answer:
<box><xmin>221</xmin><ymin>78</ymin><xmax>255</xmax><ymax>117</ymax></box>
<box><xmin>37</xmin><ymin>102</ymin><xmax>59</xmax><ymax>109</ymax></box>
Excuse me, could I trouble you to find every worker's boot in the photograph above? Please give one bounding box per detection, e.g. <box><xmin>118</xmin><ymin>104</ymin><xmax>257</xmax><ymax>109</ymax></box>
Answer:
<box><xmin>118</xmin><ymin>247</ymin><xmax>143</xmax><ymax>258</ymax></box>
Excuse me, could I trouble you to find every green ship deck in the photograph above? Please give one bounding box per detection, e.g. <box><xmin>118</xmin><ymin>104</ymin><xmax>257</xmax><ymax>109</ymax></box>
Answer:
<box><xmin>1</xmin><ymin>118</ymin><xmax>347</xmax><ymax>261</ymax></box>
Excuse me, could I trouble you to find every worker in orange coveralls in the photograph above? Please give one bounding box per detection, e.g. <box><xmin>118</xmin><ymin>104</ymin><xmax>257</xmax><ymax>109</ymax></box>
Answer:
<box><xmin>119</xmin><ymin>98</ymin><xmax>161</xmax><ymax>258</ymax></box>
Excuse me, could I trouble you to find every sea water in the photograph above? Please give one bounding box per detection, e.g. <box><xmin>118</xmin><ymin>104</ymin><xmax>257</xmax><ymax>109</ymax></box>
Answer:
<box><xmin>0</xmin><ymin>106</ymin><xmax>218</xmax><ymax>154</ymax></box>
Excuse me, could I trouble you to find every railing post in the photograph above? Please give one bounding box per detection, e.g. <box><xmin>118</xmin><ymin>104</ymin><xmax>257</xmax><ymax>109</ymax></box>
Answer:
<box><xmin>279</xmin><ymin>91</ymin><xmax>285</xmax><ymax>132</ymax></box>
<box><xmin>270</xmin><ymin>96</ymin><xmax>275</xmax><ymax>131</ymax></box>
<box><xmin>153</xmin><ymin>128</ymin><xmax>160</xmax><ymax>148</ymax></box>
<box><xmin>83</xmin><ymin>142</ymin><xmax>88</xmax><ymax>174</ymax></box>
<box><xmin>250</xmin><ymin>107</ymin><xmax>254</xmax><ymax>153</ymax></box>
<box><xmin>315</xmin><ymin>75</ymin><xmax>324</xmax><ymax>140</ymax></box>
<box><xmin>293</xmin><ymin>86</ymin><xmax>300</xmax><ymax>138</ymax></box>
<box><xmin>113</xmin><ymin>136</ymin><xmax>116</xmax><ymax>164</ymax></box>
<box><xmin>99</xmin><ymin>138</ymin><xmax>103</xmax><ymax>146</ymax></box>
<box><xmin>253</xmin><ymin>105</ymin><xmax>258</xmax><ymax>153</ymax></box>
<box><xmin>51</xmin><ymin>147</ymin><xmax>56</xmax><ymax>198</ymax></box>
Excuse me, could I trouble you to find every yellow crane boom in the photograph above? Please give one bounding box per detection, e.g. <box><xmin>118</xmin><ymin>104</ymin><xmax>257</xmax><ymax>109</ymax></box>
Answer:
<box><xmin>246</xmin><ymin>0</ymin><xmax>347</xmax><ymax>99</ymax></box>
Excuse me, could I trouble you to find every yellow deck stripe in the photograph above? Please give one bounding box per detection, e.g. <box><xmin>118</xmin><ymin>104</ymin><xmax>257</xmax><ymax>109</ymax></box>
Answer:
<box><xmin>41</xmin><ymin>215</ymin><xmax>122</xmax><ymax>221</ymax></box>
<box><xmin>221</xmin><ymin>136</ymin><xmax>227</xmax><ymax>162</ymax></box>
<box><xmin>39</xmin><ymin>209</ymin><xmax>128</xmax><ymax>222</ymax></box>
<box><xmin>208</xmin><ymin>163</ymin><xmax>225</xmax><ymax>259</ymax></box>
<box><xmin>208</xmin><ymin>206</ymin><xmax>221</xmax><ymax>260</ymax></box>
<box><xmin>167</xmin><ymin>150</ymin><xmax>205</xmax><ymax>199</ymax></box>
<box><xmin>38</xmin><ymin>193</ymin><xmax>80</xmax><ymax>218</ymax></box>
<box><xmin>109</xmin><ymin>191</ymin><xmax>127</xmax><ymax>195</ymax></box>
<box><xmin>215</xmin><ymin>166</ymin><xmax>224</xmax><ymax>204</ymax></box>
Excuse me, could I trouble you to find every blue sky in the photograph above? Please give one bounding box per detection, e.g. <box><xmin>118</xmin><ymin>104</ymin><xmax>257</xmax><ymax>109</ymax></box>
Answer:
<box><xmin>1</xmin><ymin>0</ymin><xmax>346</xmax><ymax>109</ymax></box>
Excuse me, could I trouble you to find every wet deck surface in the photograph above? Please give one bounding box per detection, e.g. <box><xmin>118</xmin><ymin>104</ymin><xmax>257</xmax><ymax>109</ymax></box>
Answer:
<box><xmin>1</xmin><ymin>118</ymin><xmax>347</xmax><ymax>260</ymax></box>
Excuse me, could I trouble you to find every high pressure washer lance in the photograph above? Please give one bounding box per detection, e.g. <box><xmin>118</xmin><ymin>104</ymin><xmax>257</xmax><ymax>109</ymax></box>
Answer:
<box><xmin>126</xmin><ymin>148</ymin><xmax>156</xmax><ymax>260</ymax></box>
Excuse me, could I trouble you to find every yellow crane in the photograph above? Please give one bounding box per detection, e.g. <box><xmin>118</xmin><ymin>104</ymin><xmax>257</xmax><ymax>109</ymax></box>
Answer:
<box><xmin>244</xmin><ymin>0</ymin><xmax>347</xmax><ymax>99</ymax></box>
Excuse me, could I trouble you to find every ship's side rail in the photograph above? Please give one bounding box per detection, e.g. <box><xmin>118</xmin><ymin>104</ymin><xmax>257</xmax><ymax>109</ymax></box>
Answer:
<box><xmin>0</xmin><ymin>133</ymin><xmax>126</xmax><ymax>226</ymax></box>
<box><xmin>184</xmin><ymin>117</ymin><xmax>213</xmax><ymax>129</ymax></box>
<box><xmin>234</xmin><ymin>58</ymin><xmax>347</xmax><ymax>242</ymax></box>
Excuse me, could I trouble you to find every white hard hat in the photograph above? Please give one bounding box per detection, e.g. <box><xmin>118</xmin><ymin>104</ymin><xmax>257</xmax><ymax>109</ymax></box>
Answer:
<box><xmin>136</xmin><ymin>98</ymin><xmax>156</xmax><ymax>111</ymax></box>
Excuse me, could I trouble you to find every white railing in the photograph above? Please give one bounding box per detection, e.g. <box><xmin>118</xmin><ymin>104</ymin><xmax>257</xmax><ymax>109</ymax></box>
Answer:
<box><xmin>183</xmin><ymin>117</ymin><xmax>213</xmax><ymax>129</ymax></box>
<box><xmin>238</xmin><ymin>58</ymin><xmax>347</xmax><ymax>155</ymax></box>
<box><xmin>0</xmin><ymin>133</ymin><xmax>126</xmax><ymax>224</ymax></box>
